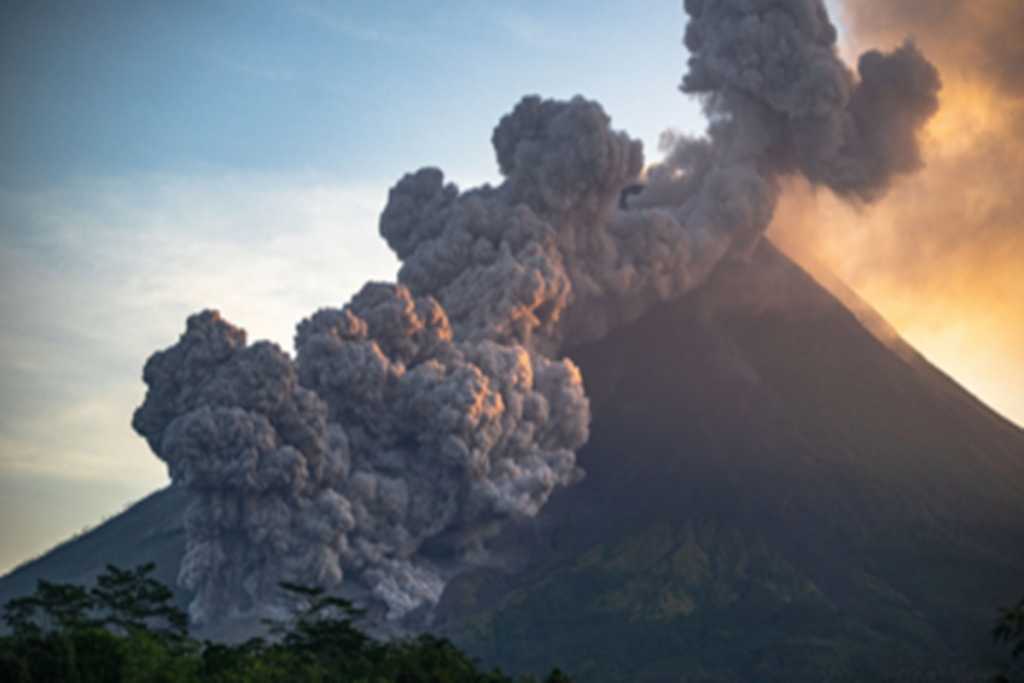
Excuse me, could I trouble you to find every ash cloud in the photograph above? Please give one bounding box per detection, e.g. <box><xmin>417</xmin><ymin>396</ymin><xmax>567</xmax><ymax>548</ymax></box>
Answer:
<box><xmin>133</xmin><ymin>312</ymin><xmax>353</xmax><ymax>624</ymax></box>
<box><xmin>294</xmin><ymin>282</ymin><xmax>587</xmax><ymax>616</ymax></box>
<box><xmin>134</xmin><ymin>0</ymin><xmax>939</xmax><ymax>625</ymax></box>
<box><xmin>670</xmin><ymin>0</ymin><xmax>939</xmax><ymax>203</ymax></box>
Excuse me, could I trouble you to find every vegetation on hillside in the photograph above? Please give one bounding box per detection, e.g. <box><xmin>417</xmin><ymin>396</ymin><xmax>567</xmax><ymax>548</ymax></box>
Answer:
<box><xmin>0</xmin><ymin>564</ymin><xmax>571</xmax><ymax>683</ymax></box>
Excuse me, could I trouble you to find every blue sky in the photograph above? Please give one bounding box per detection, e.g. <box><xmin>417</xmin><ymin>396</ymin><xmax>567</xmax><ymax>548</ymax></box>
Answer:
<box><xmin>2</xmin><ymin>1</ymin><xmax>708</xmax><ymax>186</ymax></box>
<box><xmin>0</xmin><ymin>1</ymin><xmax>707</xmax><ymax>573</ymax></box>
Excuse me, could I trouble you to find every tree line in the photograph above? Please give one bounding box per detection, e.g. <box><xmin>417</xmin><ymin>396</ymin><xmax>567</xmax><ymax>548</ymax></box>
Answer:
<box><xmin>0</xmin><ymin>563</ymin><xmax>572</xmax><ymax>683</ymax></box>
<box><xmin>2</xmin><ymin>562</ymin><xmax>1021</xmax><ymax>682</ymax></box>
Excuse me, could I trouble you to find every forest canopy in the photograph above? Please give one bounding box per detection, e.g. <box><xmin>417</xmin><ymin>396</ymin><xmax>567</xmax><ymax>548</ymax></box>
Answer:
<box><xmin>0</xmin><ymin>564</ymin><xmax>571</xmax><ymax>683</ymax></box>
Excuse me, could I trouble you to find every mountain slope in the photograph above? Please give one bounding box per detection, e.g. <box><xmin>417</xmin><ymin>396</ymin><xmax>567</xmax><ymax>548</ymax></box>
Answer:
<box><xmin>0</xmin><ymin>486</ymin><xmax>187</xmax><ymax>611</ymax></box>
<box><xmin>436</xmin><ymin>241</ymin><xmax>1024</xmax><ymax>682</ymax></box>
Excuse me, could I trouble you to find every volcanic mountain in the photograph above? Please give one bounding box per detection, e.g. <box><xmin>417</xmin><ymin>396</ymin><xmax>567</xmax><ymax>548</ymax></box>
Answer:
<box><xmin>2</xmin><ymin>241</ymin><xmax>1023</xmax><ymax>681</ymax></box>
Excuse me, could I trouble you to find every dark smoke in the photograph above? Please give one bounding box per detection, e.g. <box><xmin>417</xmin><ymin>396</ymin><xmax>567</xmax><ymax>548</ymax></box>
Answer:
<box><xmin>839</xmin><ymin>0</ymin><xmax>1024</xmax><ymax>97</ymax></box>
<box><xmin>134</xmin><ymin>0</ymin><xmax>939</xmax><ymax>626</ymax></box>
<box><xmin>293</xmin><ymin>282</ymin><xmax>587</xmax><ymax>616</ymax></box>
<box><xmin>133</xmin><ymin>312</ymin><xmax>353</xmax><ymax>623</ymax></box>
<box><xmin>665</xmin><ymin>0</ymin><xmax>940</xmax><ymax>203</ymax></box>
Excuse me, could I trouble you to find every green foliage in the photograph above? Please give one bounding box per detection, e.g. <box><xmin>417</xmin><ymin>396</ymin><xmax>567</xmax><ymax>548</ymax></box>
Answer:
<box><xmin>91</xmin><ymin>563</ymin><xmax>188</xmax><ymax>641</ymax></box>
<box><xmin>0</xmin><ymin>565</ymin><xmax>571</xmax><ymax>683</ymax></box>
<box><xmin>4</xmin><ymin>580</ymin><xmax>96</xmax><ymax>636</ymax></box>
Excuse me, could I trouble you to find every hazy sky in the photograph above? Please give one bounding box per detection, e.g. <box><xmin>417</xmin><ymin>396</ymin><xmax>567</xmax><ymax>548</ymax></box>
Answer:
<box><xmin>1</xmin><ymin>0</ymin><xmax>1019</xmax><ymax>575</ymax></box>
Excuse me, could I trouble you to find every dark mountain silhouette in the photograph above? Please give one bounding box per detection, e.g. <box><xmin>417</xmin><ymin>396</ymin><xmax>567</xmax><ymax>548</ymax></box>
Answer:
<box><xmin>2</xmin><ymin>241</ymin><xmax>1022</xmax><ymax>681</ymax></box>
<box><xmin>436</xmin><ymin>242</ymin><xmax>1024</xmax><ymax>681</ymax></box>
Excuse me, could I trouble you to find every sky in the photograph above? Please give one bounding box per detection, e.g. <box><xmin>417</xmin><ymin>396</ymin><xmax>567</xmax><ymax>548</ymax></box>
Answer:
<box><xmin>0</xmin><ymin>0</ymin><xmax>1019</xmax><ymax>575</ymax></box>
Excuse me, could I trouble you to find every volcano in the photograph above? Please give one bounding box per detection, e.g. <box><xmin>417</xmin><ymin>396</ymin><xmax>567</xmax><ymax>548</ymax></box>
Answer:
<box><xmin>3</xmin><ymin>241</ymin><xmax>1023</xmax><ymax>681</ymax></box>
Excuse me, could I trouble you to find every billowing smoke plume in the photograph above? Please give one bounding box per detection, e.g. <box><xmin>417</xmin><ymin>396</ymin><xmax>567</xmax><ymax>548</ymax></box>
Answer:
<box><xmin>134</xmin><ymin>0</ymin><xmax>939</xmax><ymax>626</ymax></box>
<box><xmin>292</xmin><ymin>283</ymin><xmax>587</xmax><ymax>616</ymax></box>
<box><xmin>132</xmin><ymin>312</ymin><xmax>355</xmax><ymax>623</ymax></box>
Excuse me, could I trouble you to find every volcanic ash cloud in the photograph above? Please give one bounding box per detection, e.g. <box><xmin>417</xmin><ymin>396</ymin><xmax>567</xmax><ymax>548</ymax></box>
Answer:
<box><xmin>133</xmin><ymin>0</ymin><xmax>940</xmax><ymax>625</ymax></box>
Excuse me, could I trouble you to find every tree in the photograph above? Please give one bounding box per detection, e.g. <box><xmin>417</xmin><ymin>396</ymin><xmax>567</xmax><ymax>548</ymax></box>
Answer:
<box><xmin>3</xmin><ymin>579</ymin><xmax>95</xmax><ymax>637</ymax></box>
<box><xmin>1</xmin><ymin>565</ymin><xmax>572</xmax><ymax>682</ymax></box>
<box><xmin>2</xmin><ymin>566</ymin><xmax>193</xmax><ymax>683</ymax></box>
<box><xmin>260</xmin><ymin>582</ymin><xmax>378</xmax><ymax>680</ymax></box>
<box><xmin>91</xmin><ymin>563</ymin><xmax>188</xmax><ymax>642</ymax></box>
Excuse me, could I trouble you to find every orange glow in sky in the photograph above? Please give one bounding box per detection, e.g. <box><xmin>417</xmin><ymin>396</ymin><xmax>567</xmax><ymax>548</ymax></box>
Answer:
<box><xmin>772</xmin><ymin>55</ymin><xmax>1024</xmax><ymax>428</ymax></box>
